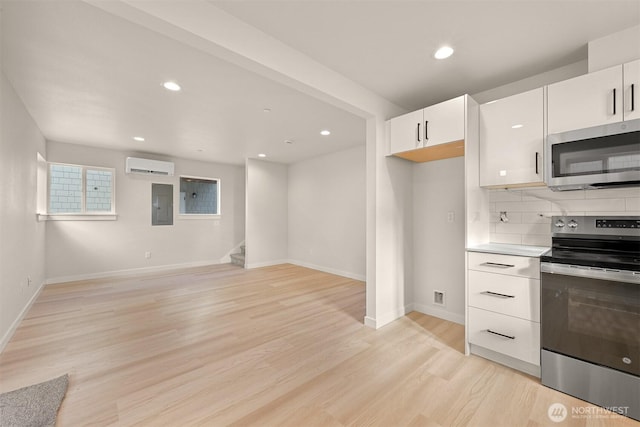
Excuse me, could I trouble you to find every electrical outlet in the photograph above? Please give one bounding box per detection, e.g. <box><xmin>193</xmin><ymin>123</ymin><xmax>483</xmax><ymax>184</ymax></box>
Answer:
<box><xmin>447</xmin><ymin>211</ymin><xmax>455</xmax><ymax>223</ymax></box>
<box><xmin>27</xmin><ymin>276</ymin><xmax>32</xmax><ymax>287</ymax></box>
<box><xmin>145</xmin><ymin>251</ymin><xmax>151</xmax><ymax>259</ymax></box>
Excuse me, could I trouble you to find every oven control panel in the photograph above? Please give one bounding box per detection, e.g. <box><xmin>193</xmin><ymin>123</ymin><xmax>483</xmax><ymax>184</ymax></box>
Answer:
<box><xmin>596</xmin><ymin>219</ymin><xmax>640</xmax><ymax>229</ymax></box>
<box><xmin>552</xmin><ymin>216</ymin><xmax>640</xmax><ymax>237</ymax></box>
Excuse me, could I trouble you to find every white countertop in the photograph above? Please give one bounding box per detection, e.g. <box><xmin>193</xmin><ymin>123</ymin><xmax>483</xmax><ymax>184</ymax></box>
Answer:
<box><xmin>466</xmin><ymin>243</ymin><xmax>550</xmax><ymax>257</ymax></box>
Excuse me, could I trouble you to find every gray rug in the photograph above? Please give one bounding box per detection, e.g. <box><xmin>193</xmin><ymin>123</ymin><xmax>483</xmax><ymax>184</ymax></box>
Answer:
<box><xmin>0</xmin><ymin>374</ymin><xmax>68</xmax><ymax>427</ymax></box>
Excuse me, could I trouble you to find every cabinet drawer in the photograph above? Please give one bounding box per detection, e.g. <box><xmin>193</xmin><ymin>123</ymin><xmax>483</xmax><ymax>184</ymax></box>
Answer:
<box><xmin>468</xmin><ymin>252</ymin><xmax>540</xmax><ymax>279</ymax></box>
<box><xmin>469</xmin><ymin>271</ymin><xmax>540</xmax><ymax>321</ymax></box>
<box><xmin>468</xmin><ymin>307</ymin><xmax>540</xmax><ymax>365</ymax></box>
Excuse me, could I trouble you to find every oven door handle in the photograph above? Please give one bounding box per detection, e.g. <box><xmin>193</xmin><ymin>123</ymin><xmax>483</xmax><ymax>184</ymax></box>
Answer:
<box><xmin>541</xmin><ymin>262</ymin><xmax>640</xmax><ymax>284</ymax></box>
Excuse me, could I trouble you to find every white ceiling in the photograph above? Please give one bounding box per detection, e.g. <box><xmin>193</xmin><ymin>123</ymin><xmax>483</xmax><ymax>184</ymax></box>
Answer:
<box><xmin>2</xmin><ymin>1</ymin><xmax>639</xmax><ymax>165</ymax></box>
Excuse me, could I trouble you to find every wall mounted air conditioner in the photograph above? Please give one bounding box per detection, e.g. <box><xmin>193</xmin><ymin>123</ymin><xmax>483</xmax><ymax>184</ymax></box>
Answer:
<box><xmin>125</xmin><ymin>157</ymin><xmax>175</xmax><ymax>176</ymax></box>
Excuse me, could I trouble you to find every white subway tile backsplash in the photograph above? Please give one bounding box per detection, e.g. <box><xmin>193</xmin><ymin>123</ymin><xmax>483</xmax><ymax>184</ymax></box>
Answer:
<box><xmin>550</xmin><ymin>198</ymin><xmax>626</xmax><ymax>212</ymax></box>
<box><xmin>489</xmin><ymin>187</ymin><xmax>639</xmax><ymax>247</ymax></box>
<box><xmin>490</xmin><ymin>211</ymin><xmax>522</xmax><ymax>224</ymax></box>
<box><xmin>495</xmin><ymin>222</ymin><xmax>550</xmax><ymax>235</ymax></box>
<box><xmin>520</xmin><ymin>188</ymin><xmax>584</xmax><ymax>201</ymax></box>
<box><xmin>491</xmin><ymin>233</ymin><xmax>523</xmax><ymax>244</ymax></box>
<box><xmin>495</xmin><ymin>200</ymin><xmax>552</xmax><ymax>213</ymax></box>
<box><xmin>489</xmin><ymin>190</ymin><xmax>522</xmax><ymax>202</ymax></box>
<box><xmin>522</xmin><ymin>234</ymin><xmax>552</xmax><ymax>247</ymax></box>
<box><xmin>521</xmin><ymin>212</ymin><xmax>551</xmax><ymax>224</ymax></box>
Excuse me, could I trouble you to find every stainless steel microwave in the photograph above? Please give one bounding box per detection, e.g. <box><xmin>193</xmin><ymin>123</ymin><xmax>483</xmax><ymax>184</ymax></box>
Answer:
<box><xmin>545</xmin><ymin>119</ymin><xmax>640</xmax><ymax>191</ymax></box>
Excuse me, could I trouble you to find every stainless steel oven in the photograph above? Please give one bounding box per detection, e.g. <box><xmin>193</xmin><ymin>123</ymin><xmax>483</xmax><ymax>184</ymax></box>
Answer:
<box><xmin>540</xmin><ymin>216</ymin><xmax>640</xmax><ymax>421</ymax></box>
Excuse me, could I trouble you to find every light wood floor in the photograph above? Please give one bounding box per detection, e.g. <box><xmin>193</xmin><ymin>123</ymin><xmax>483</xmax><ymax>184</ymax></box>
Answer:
<box><xmin>0</xmin><ymin>264</ymin><xmax>637</xmax><ymax>426</ymax></box>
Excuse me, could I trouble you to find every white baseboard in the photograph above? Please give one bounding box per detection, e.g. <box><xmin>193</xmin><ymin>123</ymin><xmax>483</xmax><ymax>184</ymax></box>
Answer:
<box><xmin>287</xmin><ymin>259</ymin><xmax>365</xmax><ymax>282</ymax></box>
<box><xmin>244</xmin><ymin>259</ymin><xmax>290</xmax><ymax>269</ymax></box>
<box><xmin>368</xmin><ymin>304</ymin><xmax>412</xmax><ymax>329</ymax></box>
<box><xmin>45</xmin><ymin>260</ymin><xmax>223</xmax><ymax>285</ymax></box>
<box><xmin>0</xmin><ymin>281</ymin><xmax>46</xmax><ymax>354</ymax></box>
<box><xmin>470</xmin><ymin>344</ymin><xmax>541</xmax><ymax>377</ymax></box>
<box><xmin>364</xmin><ymin>316</ymin><xmax>377</xmax><ymax>329</ymax></box>
<box><xmin>413</xmin><ymin>303</ymin><xmax>465</xmax><ymax>325</ymax></box>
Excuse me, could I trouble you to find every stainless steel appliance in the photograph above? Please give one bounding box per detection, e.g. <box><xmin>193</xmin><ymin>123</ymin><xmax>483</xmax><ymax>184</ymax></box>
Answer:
<box><xmin>541</xmin><ymin>216</ymin><xmax>640</xmax><ymax>421</ymax></box>
<box><xmin>545</xmin><ymin>119</ymin><xmax>640</xmax><ymax>191</ymax></box>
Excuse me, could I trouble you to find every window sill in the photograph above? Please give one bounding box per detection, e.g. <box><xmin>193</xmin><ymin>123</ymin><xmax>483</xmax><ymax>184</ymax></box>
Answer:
<box><xmin>37</xmin><ymin>213</ymin><xmax>118</xmax><ymax>221</ymax></box>
<box><xmin>178</xmin><ymin>214</ymin><xmax>221</xmax><ymax>220</ymax></box>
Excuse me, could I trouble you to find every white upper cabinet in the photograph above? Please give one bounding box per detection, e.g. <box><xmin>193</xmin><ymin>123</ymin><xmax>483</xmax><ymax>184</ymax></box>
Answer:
<box><xmin>423</xmin><ymin>95</ymin><xmax>465</xmax><ymax>147</ymax></box>
<box><xmin>388</xmin><ymin>109</ymin><xmax>424</xmax><ymax>154</ymax></box>
<box><xmin>480</xmin><ymin>88</ymin><xmax>544</xmax><ymax>187</ymax></box>
<box><xmin>624</xmin><ymin>59</ymin><xmax>640</xmax><ymax>121</ymax></box>
<box><xmin>547</xmin><ymin>61</ymin><xmax>639</xmax><ymax>134</ymax></box>
<box><xmin>388</xmin><ymin>95</ymin><xmax>466</xmax><ymax>156</ymax></box>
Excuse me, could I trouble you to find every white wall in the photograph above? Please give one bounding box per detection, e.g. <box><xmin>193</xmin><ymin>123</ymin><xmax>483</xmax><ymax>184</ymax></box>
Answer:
<box><xmin>45</xmin><ymin>141</ymin><xmax>245</xmax><ymax>282</ymax></box>
<box><xmin>245</xmin><ymin>158</ymin><xmax>288</xmax><ymax>268</ymax></box>
<box><xmin>0</xmin><ymin>72</ymin><xmax>47</xmax><ymax>351</ymax></box>
<box><xmin>288</xmin><ymin>145</ymin><xmax>366</xmax><ymax>280</ymax></box>
<box><xmin>489</xmin><ymin>187</ymin><xmax>640</xmax><ymax>247</ymax></box>
<box><xmin>413</xmin><ymin>157</ymin><xmax>466</xmax><ymax>324</ymax></box>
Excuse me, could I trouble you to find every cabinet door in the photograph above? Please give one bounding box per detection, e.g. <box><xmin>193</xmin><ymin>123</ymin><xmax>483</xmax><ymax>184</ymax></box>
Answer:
<box><xmin>388</xmin><ymin>109</ymin><xmax>423</xmax><ymax>154</ymax></box>
<box><xmin>624</xmin><ymin>59</ymin><xmax>640</xmax><ymax>121</ymax></box>
<box><xmin>423</xmin><ymin>95</ymin><xmax>465</xmax><ymax>147</ymax></box>
<box><xmin>547</xmin><ymin>65</ymin><xmax>622</xmax><ymax>134</ymax></box>
<box><xmin>480</xmin><ymin>88</ymin><xmax>544</xmax><ymax>187</ymax></box>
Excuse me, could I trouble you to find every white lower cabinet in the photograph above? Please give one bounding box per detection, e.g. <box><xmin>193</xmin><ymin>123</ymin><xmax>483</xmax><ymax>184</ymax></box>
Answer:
<box><xmin>467</xmin><ymin>251</ymin><xmax>541</xmax><ymax>375</ymax></box>
<box><xmin>468</xmin><ymin>307</ymin><xmax>540</xmax><ymax>366</ymax></box>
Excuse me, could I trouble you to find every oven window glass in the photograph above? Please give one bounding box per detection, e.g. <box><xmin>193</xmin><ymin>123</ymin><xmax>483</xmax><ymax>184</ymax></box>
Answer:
<box><xmin>541</xmin><ymin>272</ymin><xmax>640</xmax><ymax>376</ymax></box>
<box><xmin>551</xmin><ymin>131</ymin><xmax>640</xmax><ymax>177</ymax></box>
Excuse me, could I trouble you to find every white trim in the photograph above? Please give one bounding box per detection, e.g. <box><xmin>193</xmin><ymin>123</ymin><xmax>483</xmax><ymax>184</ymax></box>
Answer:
<box><xmin>470</xmin><ymin>344</ymin><xmax>541</xmax><ymax>377</ymax></box>
<box><xmin>38</xmin><ymin>214</ymin><xmax>117</xmax><ymax>221</ymax></box>
<box><xmin>287</xmin><ymin>259</ymin><xmax>365</xmax><ymax>282</ymax></box>
<box><xmin>0</xmin><ymin>281</ymin><xmax>46</xmax><ymax>354</ymax></box>
<box><xmin>413</xmin><ymin>303</ymin><xmax>465</xmax><ymax>325</ymax></box>
<box><xmin>373</xmin><ymin>304</ymin><xmax>412</xmax><ymax>329</ymax></box>
<box><xmin>45</xmin><ymin>260</ymin><xmax>222</xmax><ymax>285</ymax></box>
<box><xmin>364</xmin><ymin>316</ymin><xmax>378</xmax><ymax>329</ymax></box>
<box><xmin>177</xmin><ymin>214</ymin><xmax>221</xmax><ymax>220</ymax></box>
<box><xmin>245</xmin><ymin>259</ymin><xmax>290</xmax><ymax>269</ymax></box>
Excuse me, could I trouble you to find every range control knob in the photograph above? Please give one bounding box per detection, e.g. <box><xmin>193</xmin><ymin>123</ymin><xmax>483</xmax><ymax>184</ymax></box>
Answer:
<box><xmin>554</xmin><ymin>220</ymin><xmax>565</xmax><ymax>228</ymax></box>
<box><xmin>568</xmin><ymin>220</ymin><xmax>578</xmax><ymax>229</ymax></box>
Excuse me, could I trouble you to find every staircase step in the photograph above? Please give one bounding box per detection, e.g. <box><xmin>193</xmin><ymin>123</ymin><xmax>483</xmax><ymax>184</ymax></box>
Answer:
<box><xmin>230</xmin><ymin>252</ymin><xmax>245</xmax><ymax>267</ymax></box>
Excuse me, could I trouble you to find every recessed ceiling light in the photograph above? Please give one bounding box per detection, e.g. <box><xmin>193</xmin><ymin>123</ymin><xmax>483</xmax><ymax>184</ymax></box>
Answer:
<box><xmin>320</xmin><ymin>130</ymin><xmax>331</xmax><ymax>136</ymax></box>
<box><xmin>511</xmin><ymin>124</ymin><xmax>524</xmax><ymax>129</ymax></box>
<box><xmin>434</xmin><ymin>46</ymin><xmax>454</xmax><ymax>60</ymax></box>
<box><xmin>163</xmin><ymin>81</ymin><xmax>181</xmax><ymax>91</ymax></box>
<box><xmin>133</xmin><ymin>136</ymin><xmax>145</xmax><ymax>142</ymax></box>
<box><xmin>258</xmin><ymin>153</ymin><xmax>267</xmax><ymax>158</ymax></box>
<box><xmin>263</xmin><ymin>108</ymin><xmax>272</xmax><ymax>113</ymax></box>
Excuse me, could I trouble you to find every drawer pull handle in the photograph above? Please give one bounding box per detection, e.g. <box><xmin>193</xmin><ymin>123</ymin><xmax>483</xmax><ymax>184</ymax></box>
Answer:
<box><xmin>481</xmin><ymin>262</ymin><xmax>515</xmax><ymax>268</ymax></box>
<box><xmin>482</xmin><ymin>291</ymin><xmax>515</xmax><ymax>299</ymax></box>
<box><xmin>486</xmin><ymin>329</ymin><xmax>515</xmax><ymax>340</ymax></box>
